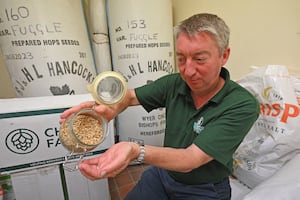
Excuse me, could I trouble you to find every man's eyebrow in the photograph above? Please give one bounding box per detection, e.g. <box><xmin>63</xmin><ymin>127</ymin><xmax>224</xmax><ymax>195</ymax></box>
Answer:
<box><xmin>194</xmin><ymin>51</ymin><xmax>210</xmax><ymax>56</ymax></box>
<box><xmin>175</xmin><ymin>51</ymin><xmax>211</xmax><ymax>56</ymax></box>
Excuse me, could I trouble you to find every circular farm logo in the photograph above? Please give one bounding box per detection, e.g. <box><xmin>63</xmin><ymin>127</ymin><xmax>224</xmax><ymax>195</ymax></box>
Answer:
<box><xmin>5</xmin><ymin>129</ymin><xmax>39</xmax><ymax>154</ymax></box>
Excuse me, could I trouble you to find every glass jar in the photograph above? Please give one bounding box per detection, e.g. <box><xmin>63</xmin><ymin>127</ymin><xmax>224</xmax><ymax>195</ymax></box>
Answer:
<box><xmin>59</xmin><ymin>108</ymin><xmax>108</xmax><ymax>171</ymax></box>
<box><xmin>59</xmin><ymin>71</ymin><xmax>126</xmax><ymax>171</ymax></box>
<box><xmin>59</xmin><ymin>108</ymin><xmax>108</xmax><ymax>153</ymax></box>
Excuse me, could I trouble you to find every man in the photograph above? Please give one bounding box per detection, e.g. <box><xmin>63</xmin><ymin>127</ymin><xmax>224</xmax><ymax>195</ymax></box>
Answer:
<box><xmin>60</xmin><ymin>13</ymin><xmax>259</xmax><ymax>199</ymax></box>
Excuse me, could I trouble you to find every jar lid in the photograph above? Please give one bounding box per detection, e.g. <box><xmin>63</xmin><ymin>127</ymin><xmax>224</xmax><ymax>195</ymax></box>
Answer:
<box><xmin>87</xmin><ymin>71</ymin><xmax>127</xmax><ymax>105</ymax></box>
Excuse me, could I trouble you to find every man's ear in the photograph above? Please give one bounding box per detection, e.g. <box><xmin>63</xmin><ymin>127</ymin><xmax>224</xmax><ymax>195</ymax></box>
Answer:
<box><xmin>221</xmin><ymin>47</ymin><xmax>230</xmax><ymax>66</ymax></box>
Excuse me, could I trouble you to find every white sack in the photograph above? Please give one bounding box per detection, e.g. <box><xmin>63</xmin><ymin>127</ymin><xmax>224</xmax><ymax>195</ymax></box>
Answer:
<box><xmin>233</xmin><ymin>65</ymin><xmax>300</xmax><ymax>188</ymax></box>
<box><xmin>243</xmin><ymin>153</ymin><xmax>300</xmax><ymax>200</ymax></box>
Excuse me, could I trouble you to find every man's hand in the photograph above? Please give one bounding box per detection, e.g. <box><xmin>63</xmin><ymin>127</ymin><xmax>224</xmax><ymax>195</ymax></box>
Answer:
<box><xmin>78</xmin><ymin>142</ymin><xmax>139</xmax><ymax>180</ymax></box>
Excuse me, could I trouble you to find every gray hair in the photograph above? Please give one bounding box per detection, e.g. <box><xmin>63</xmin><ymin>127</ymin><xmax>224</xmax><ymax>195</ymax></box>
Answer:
<box><xmin>174</xmin><ymin>13</ymin><xmax>230</xmax><ymax>55</ymax></box>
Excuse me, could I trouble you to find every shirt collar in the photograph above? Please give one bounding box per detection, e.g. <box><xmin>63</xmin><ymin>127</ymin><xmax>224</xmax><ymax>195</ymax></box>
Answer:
<box><xmin>177</xmin><ymin>67</ymin><xmax>231</xmax><ymax>104</ymax></box>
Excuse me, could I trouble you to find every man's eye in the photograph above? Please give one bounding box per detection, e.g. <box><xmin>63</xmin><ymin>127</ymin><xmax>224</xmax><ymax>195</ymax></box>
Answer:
<box><xmin>177</xmin><ymin>57</ymin><xmax>186</xmax><ymax>64</ymax></box>
<box><xmin>195</xmin><ymin>57</ymin><xmax>206</xmax><ymax>62</ymax></box>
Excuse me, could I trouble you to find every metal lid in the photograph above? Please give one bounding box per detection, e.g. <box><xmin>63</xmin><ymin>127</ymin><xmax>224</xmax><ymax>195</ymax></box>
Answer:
<box><xmin>87</xmin><ymin>71</ymin><xmax>127</xmax><ymax>105</ymax></box>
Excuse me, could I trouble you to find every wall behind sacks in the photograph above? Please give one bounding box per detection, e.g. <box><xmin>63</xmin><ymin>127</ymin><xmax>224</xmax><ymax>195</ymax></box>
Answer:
<box><xmin>172</xmin><ymin>0</ymin><xmax>300</xmax><ymax>79</ymax></box>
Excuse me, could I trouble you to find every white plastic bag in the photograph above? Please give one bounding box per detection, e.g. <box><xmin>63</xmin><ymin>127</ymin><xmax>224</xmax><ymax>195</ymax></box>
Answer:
<box><xmin>233</xmin><ymin>65</ymin><xmax>300</xmax><ymax>188</ymax></box>
<box><xmin>243</xmin><ymin>153</ymin><xmax>300</xmax><ymax>200</ymax></box>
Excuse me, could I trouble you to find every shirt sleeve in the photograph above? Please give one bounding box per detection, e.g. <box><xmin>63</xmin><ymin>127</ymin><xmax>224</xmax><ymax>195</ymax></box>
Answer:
<box><xmin>135</xmin><ymin>74</ymin><xmax>179</xmax><ymax>112</ymax></box>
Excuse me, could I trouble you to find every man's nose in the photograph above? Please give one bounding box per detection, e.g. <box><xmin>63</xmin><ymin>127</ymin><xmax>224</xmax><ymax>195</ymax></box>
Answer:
<box><xmin>184</xmin><ymin>62</ymin><xmax>196</xmax><ymax>76</ymax></box>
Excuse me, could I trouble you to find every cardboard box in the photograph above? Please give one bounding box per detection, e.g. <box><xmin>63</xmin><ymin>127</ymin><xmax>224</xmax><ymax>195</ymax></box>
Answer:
<box><xmin>0</xmin><ymin>94</ymin><xmax>113</xmax><ymax>200</ymax></box>
<box><xmin>11</xmin><ymin>165</ymin><xmax>110</xmax><ymax>200</ymax></box>
<box><xmin>0</xmin><ymin>94</ymin><xmax>115</xmax><ymax>173</ymax></box>
<box><xmin>64</xmin><ymin>163</ymin><xmax>110</xmax><ymax>200</ymax></box>
<box><xmin>11</xmin><ymin>166</ymin><xmax>64</xmax><ymax>200</ymax></box>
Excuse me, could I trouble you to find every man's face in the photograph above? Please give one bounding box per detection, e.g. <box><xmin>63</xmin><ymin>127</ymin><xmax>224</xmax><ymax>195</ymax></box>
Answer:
<box><xmin>176</xmin><ymin>32</ymin><xmax>229</xmax><ymax>94</ymax></box>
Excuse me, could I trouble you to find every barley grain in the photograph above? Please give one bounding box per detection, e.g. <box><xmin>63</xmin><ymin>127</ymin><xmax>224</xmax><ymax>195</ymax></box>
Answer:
<box><xmin>60</xmin><ymin>114</ymin><xmax>104</xmax><ymax>152</ymax></box>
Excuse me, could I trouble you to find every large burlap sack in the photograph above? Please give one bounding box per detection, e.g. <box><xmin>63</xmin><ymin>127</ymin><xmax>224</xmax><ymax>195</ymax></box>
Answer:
<box><xmin>233</xmin><ymin>65</ymin><xmax>300</xmax><ymax>188</ymax></box>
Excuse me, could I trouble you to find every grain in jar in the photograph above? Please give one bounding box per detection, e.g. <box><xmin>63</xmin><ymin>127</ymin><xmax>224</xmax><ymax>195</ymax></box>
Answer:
<box><xmin>59</xmin><ymin>108</ymin><xmax>107</xmax><ymax>153</ymax></box>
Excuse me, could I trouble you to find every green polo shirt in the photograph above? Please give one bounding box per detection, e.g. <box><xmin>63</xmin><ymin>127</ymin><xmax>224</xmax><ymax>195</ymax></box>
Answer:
<box><xmin>135</xmin><ymin>67</ymin><xmax>260</xmax><ymax>184</ymax></box>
